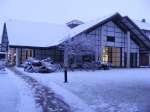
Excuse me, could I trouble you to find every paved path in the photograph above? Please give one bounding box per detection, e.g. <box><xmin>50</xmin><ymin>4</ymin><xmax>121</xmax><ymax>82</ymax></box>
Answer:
<box><xmin>9</xmin><ymin>68</ymin><xmax>71</xmax><ymax>112</ymax></box>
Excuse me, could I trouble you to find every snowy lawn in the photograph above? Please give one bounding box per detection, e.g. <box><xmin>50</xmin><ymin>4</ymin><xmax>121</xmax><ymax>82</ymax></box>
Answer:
<box><xmin>18</xmin><ymin>68</ymin><xmax>150</xmax><ymax>112</ymax></box>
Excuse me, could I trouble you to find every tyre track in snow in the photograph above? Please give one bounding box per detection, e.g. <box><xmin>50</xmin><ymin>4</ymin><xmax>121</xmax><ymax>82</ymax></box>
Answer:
<box><xmin>9</xmin><ymin>67</ymin><xmax>71</xmax><ymax>112</ymax></box>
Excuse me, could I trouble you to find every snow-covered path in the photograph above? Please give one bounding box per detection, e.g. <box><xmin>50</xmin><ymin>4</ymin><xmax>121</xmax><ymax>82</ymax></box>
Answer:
<box><xmin>10</xmin><ymin>68</ymin><xmax>71</xmax><ymax>112</ymax></box>
<box><xmin>19</xmin><ymin>68</ymin><xmax>150</xmax><ymax>112</ymax></box>
<box><xmin>0</xmin><ymin>72</ymin><xmax>19</xmax><ymax>112</ymax></box>
<box><xmin>3</xmin><ymin>69</ymin><xmax>39</xmax><ymax>112</ymax></box>
<box><xmin>0</xmin><ymin>68</ymin><xmax>38</xmax><ymax>112</ymax></box>
<box><xmin>0</xmin><ymin>68</ymin><xmax>72</xmax><ymax>112</ymax></box>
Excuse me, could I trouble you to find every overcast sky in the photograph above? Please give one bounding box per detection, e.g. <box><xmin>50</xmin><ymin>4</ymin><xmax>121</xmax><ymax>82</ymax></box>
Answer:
<box><xmin>0</xmin><ymin>0</ymin><xmax>149</xmax><ymax>24</ymax></box>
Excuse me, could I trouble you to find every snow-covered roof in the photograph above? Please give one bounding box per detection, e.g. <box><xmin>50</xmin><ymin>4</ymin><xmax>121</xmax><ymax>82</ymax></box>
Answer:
<box><xmin>69</xmin><ymin>13</ymin><xmax>119</xmax><ymax>38</ymax></box>
<box><xmin>1</xmin><ymin>13</ymin><xmax>120</xmax><ymax>47</ymax></box>
<box><xmin>0</xmin><ymin>13</ymin><xmax>122</xmax><ymax>47</ymax></box>
<box><xmin>1</xmin><ymin>13</ymin><xmax>150</xmax><ymax>48</ymax></box>
<box><xmin>133</xmin><ymin>20</ymin><xmax>150</xmax><ymax>31</ymax></box>
<box><xmin>6</xmin><ymin>20</ymin><xmax>70</xmax><ymax>47</ymax></box>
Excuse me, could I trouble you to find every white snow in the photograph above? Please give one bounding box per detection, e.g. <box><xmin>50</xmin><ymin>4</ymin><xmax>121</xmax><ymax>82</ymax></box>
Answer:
<box><xmin>17</xmin><ymin>68</ymin><xmax>95</xmax><ymax>112</ymax></box>
<box><xmin>0</xmin><ymin>71</ymin><xmax>18</xmax><ymax>112</ymax></box>
<box><xmin>0</xmin><ymin>13</ymin><xmax>120</xmax><ymax>47</ymax></box>
<box><xmin>44</xmin><ymin>81</ymin><xmax>94</xmax><ymax>112</ymax></box>
<box><xmin>17</xmin><ymin>68</ymin><xmax>150</xmax><ymax>112</ymax></box>
<box><xmin>133</xmin><ymin>20</ymin><xmax>150</xmax><ymax>31</ymax></box>
<box><xmin>5</xmin><ymin>20</ymin><xmax>70</xmax><ymax>47</ymax></box>
<box><xmin>0</xmin><ymin>69</ymin><xmax>39</xmax><ymax>112</ymax></box>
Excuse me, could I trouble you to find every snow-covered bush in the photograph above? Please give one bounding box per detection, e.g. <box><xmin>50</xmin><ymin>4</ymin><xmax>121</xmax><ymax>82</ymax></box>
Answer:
<box><xmin>61</xmin><ymin>34</ymin><xmax>96</xmax><ymax>70</ymax></box>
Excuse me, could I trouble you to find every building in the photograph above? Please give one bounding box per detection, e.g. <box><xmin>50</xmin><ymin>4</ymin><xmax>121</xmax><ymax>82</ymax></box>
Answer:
<box><xmin>0</xmin><ymin>20</ymin><xmax>70</xmax><ymax>66</ymax></box>
<box><xmin>63</xmin><ymin>13</ymin><xmax>150</xmax><ymax>68</ymax></box>
<box><xmin>1</xmin><ymin>13</ymin><xmax>150</xmax><ymax>68</ymax></box>
<box><xmin>133</xmin><ymin>19</ymin><xmax>150</xmax><ymax>66</ymax></box>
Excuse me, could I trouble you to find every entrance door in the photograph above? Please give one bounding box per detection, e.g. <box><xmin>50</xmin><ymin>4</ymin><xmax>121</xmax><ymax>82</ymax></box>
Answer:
<box><xmin>130</xmin><ymin>53</ymin><xmax>137</xmax><ymax>67</ymax></box>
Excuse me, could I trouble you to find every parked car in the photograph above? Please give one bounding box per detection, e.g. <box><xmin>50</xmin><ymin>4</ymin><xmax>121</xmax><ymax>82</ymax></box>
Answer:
<box><xmin>24</xmin><ymin>58</ymin><xmax>52</xmax><ymax>73</ymax></box>
<box><xmin>24</xmin><ymin>58</ymin><xmax>62</xmax><ymax>73</ymax></box>
<box><xmin>37</xmin><ymin>66</ymin><xmax>51</xmax><ymax>73</ymax></box>
<box><xmin>41</xmin><ymin>57</ymin><xmax>62</xmax><ymax>72</ymax></box>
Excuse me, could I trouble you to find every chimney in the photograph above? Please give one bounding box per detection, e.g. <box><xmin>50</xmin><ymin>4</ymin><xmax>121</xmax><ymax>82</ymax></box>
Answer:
<box><xmin>66</xmin><ymin>20</ymin><xmax>84</xmax><ymax>28</ymax></box>
<box><xmin>141</xmin><ymin>19</ymin><xmax>146</xmax><ymax>23</ymax></box>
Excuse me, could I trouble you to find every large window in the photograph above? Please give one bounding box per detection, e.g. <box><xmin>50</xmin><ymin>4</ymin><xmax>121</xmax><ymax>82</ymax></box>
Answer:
<box><xmin>103</xmin><ymin>47</ymin><xmax>121</xmax><ymax>67</ymax></box>
<box><xmin>103</xmin><ymin>21</ymin><xmax>126</xmax><ymax>49</ymax></box>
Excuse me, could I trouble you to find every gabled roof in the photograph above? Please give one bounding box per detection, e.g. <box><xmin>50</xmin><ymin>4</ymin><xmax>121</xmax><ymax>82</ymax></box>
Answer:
<box><xmin>133</xmin><ymin>20</ymin><xmax>150</xmax><ymax>31</ymax></box>
<box><xmin>66</xmin><ymin>13</ymin><xmax>150</xmax><ymax>49</ymax></box>
<box><xmin>5</xmin><ymin>20</ymin><xmax>70</xmax><ymax>47</ymax></box>
<box><xmin>69</xmin><ymin>13</ymin><xmax>121</xmax><ymax>38</ymax></box>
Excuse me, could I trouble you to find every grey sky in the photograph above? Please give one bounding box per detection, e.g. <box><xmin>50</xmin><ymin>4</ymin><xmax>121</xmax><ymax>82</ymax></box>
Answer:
<box><xmin>0</xmin><ymin>0</ymin><xmax>149</xmax><ymax>24</ymax></box>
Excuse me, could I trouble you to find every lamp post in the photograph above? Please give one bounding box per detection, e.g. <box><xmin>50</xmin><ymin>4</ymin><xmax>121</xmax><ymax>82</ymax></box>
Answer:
<box><xmin>64</xmin><ymin>66</ymin><xmax>68</xmax><ymax>83</ymax></box>
<box><xmin>64</xmin><ymin>43</ymin><xmax>69</xmax><ymax>83</ymax></box>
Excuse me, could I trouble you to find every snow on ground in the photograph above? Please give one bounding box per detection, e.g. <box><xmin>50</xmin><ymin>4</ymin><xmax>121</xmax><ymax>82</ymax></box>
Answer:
<box><xmin>0</xmin><ymin>70</ymin><xmax>18</xmax><ymax>112</ymax></box>
<box><xmin>0</xmin><ymin>69</ymin><xmax>39</xmax><ymax>112</ymax></box>
<box><xmin>18</xmin><ymin>68</ymin><xmax>150</xmax><ymax>112</ymax></box>
<box><xmin>17</xmin><ymin>68</ymin><xmax>95</xmax><ymax>112</ymax></box>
